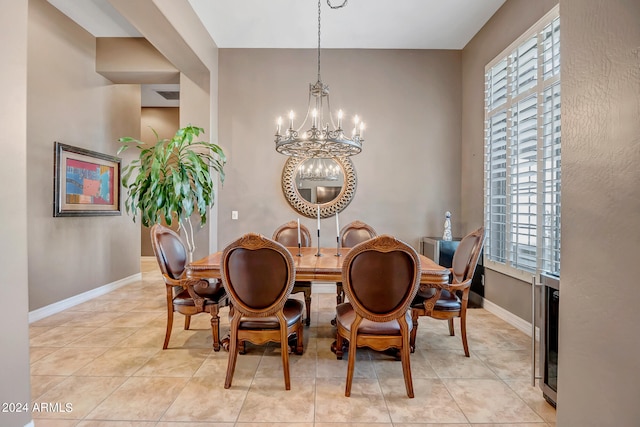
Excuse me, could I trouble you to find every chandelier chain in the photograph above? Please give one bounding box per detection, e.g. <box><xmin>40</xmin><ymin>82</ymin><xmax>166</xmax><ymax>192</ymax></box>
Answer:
<box><xmin>317</xmin><ymin>0</ymin><xmax>321</xmax><ymax>82</ymax></box>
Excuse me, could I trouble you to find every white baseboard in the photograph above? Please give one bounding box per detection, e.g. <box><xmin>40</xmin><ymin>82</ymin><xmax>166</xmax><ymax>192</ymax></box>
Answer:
<box><xmin>312</xmin><ymin>281</ymin><xmax>337</xmax><ymax>294</ymax></box>
<box><xmin>24</xmin><ymin>421</ymin><xmax>34</xmax><ymax>427</ymax></box>
<box><xmin>28</xmin><ymin>273</ymin><xmax>142</xmax><ymax>323</ymax></box>
<box><xmin>482</xmin><ymin>297</ymin><xmax>540</xmax><ymax>341</ymax></box>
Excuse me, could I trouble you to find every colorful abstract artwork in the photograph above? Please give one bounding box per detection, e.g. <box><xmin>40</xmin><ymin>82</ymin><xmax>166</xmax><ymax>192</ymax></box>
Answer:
<box><xmin>54</xmin><ymin>142</ymin><xmax>121</xmax><ymax>217</ymax></box>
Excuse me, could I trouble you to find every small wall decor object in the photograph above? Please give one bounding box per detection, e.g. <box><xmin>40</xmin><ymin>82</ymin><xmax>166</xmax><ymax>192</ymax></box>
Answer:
<box><xmin>53</xmin><ymin>142</ymin><xmax>121</xmax><ymax>217</ymax></box>
<box><xmin>443</xmin><ymin>211</ymin><xmax>453</xmax><ymax>241</ymax></box>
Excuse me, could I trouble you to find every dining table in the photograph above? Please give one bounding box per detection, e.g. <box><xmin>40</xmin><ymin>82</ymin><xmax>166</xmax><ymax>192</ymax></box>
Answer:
<box><xmin>187</xmin><ymin>246</ymin><xmax>452</xmax><ymax>352</ymax></box>
<box><xmin>187</xmin><ymin>246</ymin><xmax>451</xmax><ymax>290</ymax></box>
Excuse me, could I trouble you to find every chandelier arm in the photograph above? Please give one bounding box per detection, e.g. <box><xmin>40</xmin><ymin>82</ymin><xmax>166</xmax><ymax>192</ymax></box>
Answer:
<box><xmin>327</xmin><ymin>0</ymin><xmax>348</xmax><ymax>9</ymax></box>
<box><xmin>326</xmin><ymin>93</ymin><xmax>338</xmax><ymax>130</ymax></box>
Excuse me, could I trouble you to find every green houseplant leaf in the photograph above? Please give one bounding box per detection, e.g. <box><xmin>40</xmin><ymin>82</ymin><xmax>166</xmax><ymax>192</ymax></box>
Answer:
<box><xmin>118</xmin><ymin>125</ymin><xmax>226</xmax><ymax>256</ymax></box>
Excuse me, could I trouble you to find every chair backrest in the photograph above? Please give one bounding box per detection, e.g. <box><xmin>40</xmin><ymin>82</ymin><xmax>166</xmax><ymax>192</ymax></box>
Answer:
<box><xmin>451</xmin><ymin>227</ymin><xmax>485</xmax><ymax>284</ymax></box>
<box><xmin>273</xmin><ymin>221</ymin><xmax>312</xmax><ymax>247</ymax></box>
<box><xmin>221</xmin><ymin>233</ymin><xmax>295</xmax><ymax>316</ymax></box>
<box><xmin>340</xmin><ymin>220</ymin><xmax>377</xmax><ymax>248</ymax></box>
<box><xmin>150</xmin><ymin>224</ymin><xmax>187</xmax><ymax>280</ymax></box>
<box><xmin>342</xmin><ymin>235</ymin><xmax>421</xmax><ymax>322</ymax></box>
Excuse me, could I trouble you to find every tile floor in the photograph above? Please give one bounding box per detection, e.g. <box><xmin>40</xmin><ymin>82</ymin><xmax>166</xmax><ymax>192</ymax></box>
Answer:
<box><xmin>29</xmin><ymin>259</ymin><xmax>556</xmax><ymax>426</ymax></box>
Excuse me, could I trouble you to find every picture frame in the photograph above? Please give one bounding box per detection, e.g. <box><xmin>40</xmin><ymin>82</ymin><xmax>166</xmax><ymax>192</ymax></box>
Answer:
<box><xmin>53</xmin><ymin>142</ymin><xmax>121</xmax><ymax>217</ymax></box>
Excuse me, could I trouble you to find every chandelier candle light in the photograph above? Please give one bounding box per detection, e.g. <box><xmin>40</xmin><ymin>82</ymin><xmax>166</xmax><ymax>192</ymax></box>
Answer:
<box><xmin>316</xmin><ymin>205</ymin><xmax>322</xmax><ymax>257</ymax></box>
<box><xmin>297</xmin><ymin>218</ymin><xmax>302</xmax><ymax>257</ymax></box>
<box><xmin>335</xmin><ymin>212</ymin><xmax>341</xmax><ymax>257</ymax></box>
<box><xmin>274</xmin><ymin>0</ymin><xmax>364</xmax><ymax>159</ymax></box>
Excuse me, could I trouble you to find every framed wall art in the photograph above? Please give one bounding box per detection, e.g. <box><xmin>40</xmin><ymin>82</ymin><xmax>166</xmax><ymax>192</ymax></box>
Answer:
<box><xmin>53</xmin><ymin>142</ymin><xmax>121</xmax><ymax>217</ymax></box>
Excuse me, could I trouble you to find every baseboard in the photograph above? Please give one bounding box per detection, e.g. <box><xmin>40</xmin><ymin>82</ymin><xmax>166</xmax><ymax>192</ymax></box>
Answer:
<box><xmin>24</xmin><ymin>421</ymin><xmax>34</xmax><ymax>427</ymax></box>
<box><xmin>28</xmin><ymin>273</ymin><xmax>142</xmax><ymax>323</ymax></box>
<box><xmin>482</xmin><ymin>297</ymin><xmax>540</xmax><ymax>340</ymax></box>
<box><xmin>312</xmin><ymin>281</ymin><xmax>336</xmax><ymax>294</ymax></box>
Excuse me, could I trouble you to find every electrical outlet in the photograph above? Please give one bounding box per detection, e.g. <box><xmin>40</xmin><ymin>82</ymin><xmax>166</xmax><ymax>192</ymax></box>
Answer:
<box><xmin>231</xmin><ymin>211</ymin><xmax>238</xmax><ymax>220</ymax></box>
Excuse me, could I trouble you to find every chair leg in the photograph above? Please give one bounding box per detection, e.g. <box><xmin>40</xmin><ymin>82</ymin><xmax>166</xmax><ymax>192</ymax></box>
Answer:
<box><xmin>224</xmin><ymin>317</ymin><xmax>240</xmax><ymax>389</ymax></box>
<box><xmin>210</xmin><ymin>311</ymin><xmax>221</xmax><ymax>351</ymax></box>
<box><xmin>400</xmin><ymin>342</ymin><xmax>414</xmax><ymax>398</ymax></box>
<box><xmin>345</xmin><ymin>336</ymin><xmax>356</xmax><ymax>397</ymax></box>
<box><xmin>460</xmin><ymin>314</ymin><xmax>470</xmax><ymax>357</ymax></box>
<box><xmin>295</xmin><ymin>322</ymin><xmax>304</xmax><ymax>355</ymax></box>
<box><xmin>335</xmin><ymin>333</ymin><xmax>345</xmax><ymax>360</ymax></box>
<box><xmin>336</xmin><ymin>283</ymin><xmax>343</xmax><ymax>304</ymax></box>
<box><xmin>280</xmin><ymin>321</ymin><xmax>291</xmax><ymax>390</ymax></box>
<box><xmin>184</xmin><ymin>315</ymin><xmax>191</xmax><ymax>330</ymax></box>
<box><xmin>448</xmin><ymin>318</ymin><xmax>455</xmax><ymax>336</ymax></box>
<box><xmin>410</xmin><ymin>309</ymin><xmax>419</xmax><ymax>353</ymax></box>
<box><xmin>163</xmin><ymin>307</ymin><xmax>174</xmax><ymax>350</ymax></box>
<box><xmin>304</xmin><ymin>289</ymin><xmax>312</xmax><ymax>326</ymax></box>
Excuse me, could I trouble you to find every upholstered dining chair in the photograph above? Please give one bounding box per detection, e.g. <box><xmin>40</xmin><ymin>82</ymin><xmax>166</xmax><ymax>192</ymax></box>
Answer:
<box><xmin>336</xmin><ymin>220</ymin><xmax>378</xmax><ymax>304</ymax></box>
<box><xmin>334</xmin><ymin>235</ymin><xmax>421</xmax><ymax>398</ymax></box>
<box><xmin>220</xmin><ymin>233</ymin><xmax>304</xmax><ymax>390</ymax></box>
<box><xmin>410</xmin><ymin>226</ymin><xmax>485</xmax><ymax>357</ymax></box>
<box><xmin>150</xmin><ymin>224</ymin><xmax>228</xmax><ymax>350</ymax></box>
<box><xmin>273</xmin><ymin>220</ymin><xmax>313</xmax><ymax>325</ymax></box>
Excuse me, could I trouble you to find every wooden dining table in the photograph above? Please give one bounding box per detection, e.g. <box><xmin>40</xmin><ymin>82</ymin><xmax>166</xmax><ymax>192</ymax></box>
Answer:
<box><xmin>187</xmin><ymin>246</ymin><xmax>451</xmax><ymax>288</ymax></box>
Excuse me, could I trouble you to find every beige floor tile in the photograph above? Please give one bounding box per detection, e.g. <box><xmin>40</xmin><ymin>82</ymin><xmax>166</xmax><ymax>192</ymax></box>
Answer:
<box><xmin>474</xmin><ymin>349</ymin><xmax>532</xmax><ymax>380</ymax></box>
<box><xmin>61</xmin><ymin>310</ymin><xmax>128</xmax><ymax>327</ymax></box>
<box><xmin>255</xmin><ymin>345</ymin><xmax>316</xmax><ymax>379</ymax></box>
<box><xmin>443</xmin><ymin>378</ymin><xmax>543</xmax><ymax>424</ymax></box>
<box><xmin>33</xmin><ymin>420</ymin><xmax>80</xmax><ymax>427</ymax></box>
<box><xmin>85</xmin><ymin>376</ymin><xmax>189</xmax><ymax>421</ymax></box>
<box><xmin>315</xmin><ymin>424</ymin><xmax>393</xmax><ymax>427</ymax></box>
<box><xmin>32</xmin><ymin>376</ymin><xmax>127</xmax><ymax>419</ymax></box>
<box><xmin>30</xmin><ymin>346</ymin><xmax>61</xmax><ymax>364</ymax></box>
<box><xmin>424</xmin><ymin>349</ymin><xmax>498</xmax><ymax>379</ymax></box>
<box><xmin>30</xmin><ymin>325</ymin><xmax>53</xmax><ymax>338</ymax></box>
<box><xmin>314</xmin><ymin>377</ymin><xmax>390</xmax><ymax>423</ymax></box>
<box><xmin>393</xmin><ymin>424</ymin><xmax>470</xmax><ymax>427</ymax></box>
<box><xmin>195</xmin><ymin>349</ymin><xmax>261</xmax><ymax>382</ymax></box>
<box><xmin>504</xmin><ymin>379</ymin><xmax>557</xmax><ymax>423</ymax></box>
<box><xmin>237</xmin><ymin>423</ymin><xmax>313</xmax><ymax>427</ymax></box>
<box><xmin>76</xmin><ymin>422</ymin><xmax>156</xmax><ymax>427</ymax></box>
<box><xmin>133</xmin><ymin>348</ymin><xmax>210</xmax><ymax>377</ymax></box>
<box><xmin>66</xmin><ymin>327</ymin><xmax>139</xmax><ymax>347</ymax></box>
<box><xmin>157</xmin><ymin>423</ymin><xmax>233</xmax><ymax>427</ymax></box>
<box><xmin>30</xmin><ymin>347</ymin><xmax>108</xmax><ymax>375</ymax></box>
<box><xmin>114</xmin><ymin>326</ymin><xmax>168</xmax><ymax>348</ymax></box>
<box><xmin>161</xmin><ymin>375</ymin><xmax>250</xmax><ymax>423</ymax></box>
<box><xmin>237</xmin><ymin>377</ymin><xmax>315</xmax><ymax>423</ymax></box>
<box><xmin>372</xmin><ymin>349</ymin><xmax>438</xmax><ymax>380</ymax></box>
<box><xmin>74</xmin><ymin>347</ymin><xmax>160</xmax><ymax>376</ymax></box>
<box><xmin>380</xmin><ymin>378</ymin><xmax>468</xmax><ymax>424</ymax></box>
<box><xmin>30</xmin><ymin>326</ymin><xmax>95</xmax><ymax>347</ymax></box>
<box><xmin>31</xmin><ymin>375</ymin><xmax>68</xmax><ymax>401</ymax></box>
<box><xmin>108</xmin><ymin>311</ymin><xmax>165</xmax><ymax>328</ymax></box>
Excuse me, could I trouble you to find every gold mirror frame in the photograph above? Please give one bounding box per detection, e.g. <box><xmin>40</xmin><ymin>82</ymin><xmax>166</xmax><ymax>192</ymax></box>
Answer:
<box><xmin>282</xmin><ymin>156</ymin><xmax>357</xmax><ymax>218</ymax></box>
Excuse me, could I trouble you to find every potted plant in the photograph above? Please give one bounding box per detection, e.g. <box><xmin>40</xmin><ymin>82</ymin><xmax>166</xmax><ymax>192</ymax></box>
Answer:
<box><xmin>117</xmin><ymin>125</ymin><xmax>226</xmax><ymax>260</ymax></box>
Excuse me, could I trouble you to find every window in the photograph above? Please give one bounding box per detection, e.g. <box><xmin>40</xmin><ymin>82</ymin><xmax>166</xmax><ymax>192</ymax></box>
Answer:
<box><xmin>484</xmin><ymin>7</ymin><xmax>561</xmax><ymax>279</ymax></box>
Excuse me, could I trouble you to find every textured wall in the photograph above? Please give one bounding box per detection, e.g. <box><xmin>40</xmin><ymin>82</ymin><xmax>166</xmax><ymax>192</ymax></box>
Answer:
<box><xmin>558</xmin><ymin>0</ymin><xmax>640</xmax><ymax>424</ymax></box>
<box><xmin>218</xmin><ymin>48</ymin><xmax>463</xmax><ymax>250</ymax></box>
<box><xmin>27</xmin><ymin>0</ymin><xmax>141</xmax><ymax>310</ymax></box>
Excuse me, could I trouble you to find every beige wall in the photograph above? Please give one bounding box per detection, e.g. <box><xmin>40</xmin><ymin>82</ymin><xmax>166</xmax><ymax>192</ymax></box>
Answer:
<box><xmin>218</xmin><ymin>48</ymin><xmax>463</xmax><ymax>250</ymax></box>
<box><xmin>0</xmin><ymin>1</ymin><xmax>31</xmax><ymax>425</ymax></box>
<box><xmin>27</xmin><ymin>0</ymin><xmax>141</xmax><ymax>310</ymax></box>
<box><xmin>460</xmin><ymin>0</ymin><xmax>558</xmax><ymax>321</ymax></box>
<box><xmin>140</xmin><ymin>107</ymin><xmax>180</xmax><ymax>257</ymax></box>
<box><xmin>558</xmin><ymin>0</ymin><xmax>640</xmax><ymax>424</ymax></box>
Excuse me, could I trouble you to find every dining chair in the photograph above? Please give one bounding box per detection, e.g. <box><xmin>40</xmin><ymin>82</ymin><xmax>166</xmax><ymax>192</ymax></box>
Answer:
<box><xmin>334</xmin><ymin>235</ymin><xmax>421</xmax><ymax>397</ymax></box>
<box><xmin>273</xmin><ymin>220</ymin><xmax>313</xmax><ymax>325</ymax></box>
<box><xmin>220</xmin><ymin>233</ymin><xmax>304</xmax><ymax>390</ymax></box>
<box><xmin>410</xmin><ymin>226</ymin><xmax>485</xmax><ymax>356</ymax></box>
<box><xmin>336</xmin><ymin>220</ymin><xmax>378</xmax><ymax>304</ymax></box>
<box><xmin>150</xmin><ymin>224</ymin><xmax>228</xmax><ymax>350</ymax></box>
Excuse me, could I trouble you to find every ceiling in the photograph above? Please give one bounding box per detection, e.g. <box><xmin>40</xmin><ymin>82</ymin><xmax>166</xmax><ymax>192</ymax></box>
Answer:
<box><xmin>47</xmin><ymin>0</ymin><xmax>506</xmax><ymax>105</ymax></box>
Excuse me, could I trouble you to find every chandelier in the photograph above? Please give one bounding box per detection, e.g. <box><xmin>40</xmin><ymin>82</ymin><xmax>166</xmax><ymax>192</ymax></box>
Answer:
<box><xmin>297</xmin><ymin>158</ymin><xmax>341</xmax><ymax>181</ymax></box>
<box><xmin>274</xmin><ymin>0</ymin><xmax>364</xmax><ymax>159</ymax></box>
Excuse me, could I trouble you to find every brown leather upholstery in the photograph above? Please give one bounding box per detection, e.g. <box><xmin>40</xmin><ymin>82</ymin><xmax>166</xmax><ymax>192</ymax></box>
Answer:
<box><xmin>410</xmin><ymin>227</ymin><xmax>485</xmax><ymax>357</ymax></box>
<box><xmin>336</xmin><ymin>220</ymin><xmax>377</xmax><ymax>304</ymax></box>
<box><xmin>273</xmin><ymin>221</ymin><xmax>313</xmax><ymax>325</ymax></box>
<box><xmin>334</xmin><ymin>235</ymin><xmax>420</xmax><ymax>398</ymax></box>
<box><xmin>150</xmin><ymin>224</ymin><xmax>228</xmax><ymax>350</ymax></box>
<box><xmin>221</xmin><ymin>233</ymin><xmax>304</xmax><ymax>390</ymax></box>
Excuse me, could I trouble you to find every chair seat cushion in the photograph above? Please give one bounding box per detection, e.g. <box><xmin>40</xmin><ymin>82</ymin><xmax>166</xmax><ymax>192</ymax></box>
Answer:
<box><xmin>335</xmin><ymin>302</ymin><xmax>413</xmax><ymax>335</ymax></box>
<box><xmin>239</xmin><ymin>299</ymin><xmax>304</xmax><ymax>329</ymax></box>
<box><xmin>173</xmin><ymin>280</ymin><xmax>226</xmax><ymax>306</ymax></box>
<box><xmin>412</xmin><ymin>288</ymin><xmax>461</xmax><ymax>312</ymax></box>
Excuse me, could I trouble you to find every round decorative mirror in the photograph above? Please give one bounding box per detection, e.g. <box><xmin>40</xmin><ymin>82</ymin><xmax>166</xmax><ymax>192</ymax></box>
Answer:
<box><xmin>282</xmin><ymin>156</ymin><xmax>356</xmax><ymax>218</ymax></box>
